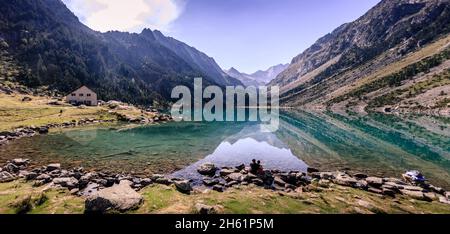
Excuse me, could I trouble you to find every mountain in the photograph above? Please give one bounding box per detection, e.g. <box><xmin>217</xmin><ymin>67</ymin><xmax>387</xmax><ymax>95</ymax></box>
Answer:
<box><xmin>271</xmin><ymin>0</ymin><xmax>450</xmax><ymax>114</ymax></box>
<box><xmin>0</xmin><ymin>0</ymin><xmax>241</xmax><ymax>105</ymax></box>
<box><xmin>225</xmin><ymin>64</ymin><xmax>289</xmax><ymax>87</ymax></box>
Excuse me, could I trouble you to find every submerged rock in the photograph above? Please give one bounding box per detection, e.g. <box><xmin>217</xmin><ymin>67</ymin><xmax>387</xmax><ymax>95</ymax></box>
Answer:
<box><xmin>85</xmin><ymin>180</ymin><xmax>143</xmax><ymax>213</ymax></box>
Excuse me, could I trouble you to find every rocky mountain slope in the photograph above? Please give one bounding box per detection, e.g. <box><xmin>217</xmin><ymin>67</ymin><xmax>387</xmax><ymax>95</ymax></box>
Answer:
<box><xmin>0</xmin><ymin>0</ymin><xmax>240</xmax><ymax>105</ymax></box>
<box><xmin>225</xmin><ymin>64</ymin><xmax>289</xmax><ymax>87</ymax></box>
<box><xmin>270</xmin><ymin>0</ymin><xmax>450</xmax><ymax>114</ymax></box>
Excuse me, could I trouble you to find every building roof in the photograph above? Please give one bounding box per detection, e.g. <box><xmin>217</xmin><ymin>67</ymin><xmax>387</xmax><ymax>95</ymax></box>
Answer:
<box><xmin>67</xmin><ymin>86</ymin><xmax>96</xmax><ymax>96</ymax></box>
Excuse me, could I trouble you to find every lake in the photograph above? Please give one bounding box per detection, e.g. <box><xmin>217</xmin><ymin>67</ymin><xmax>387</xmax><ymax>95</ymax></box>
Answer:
<box><xmin>1</xmin><ymin>110</ymin><xmax>449</xmax><ymax>189</ymax></box>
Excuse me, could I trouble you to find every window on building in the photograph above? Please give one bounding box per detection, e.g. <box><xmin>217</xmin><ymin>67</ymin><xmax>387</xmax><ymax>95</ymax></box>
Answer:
<box><xmin>87</xmin><ymin>93</ymin><xmax>91</xmax><ymax>97</ymax></box>
<box><xmin>71</xmin><ymin>93</ymin><xmax>76</xmax><ymax>97</ymax></box>
<box><xmin>79</xmin><ymin>93</ymin><xmax>84</xmax><ymax>97</ymax></box>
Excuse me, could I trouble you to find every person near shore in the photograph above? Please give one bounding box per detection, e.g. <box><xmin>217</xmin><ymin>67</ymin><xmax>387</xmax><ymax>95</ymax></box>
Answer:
<box><xmin>257</xmin><ymin>160</ymin><xmax>264</xmax><ymax>176</ymax></box>
<box><xmin>250</xmin><ymin>159</ymin><xmax>259</xmax><ymax>174</ymax></box>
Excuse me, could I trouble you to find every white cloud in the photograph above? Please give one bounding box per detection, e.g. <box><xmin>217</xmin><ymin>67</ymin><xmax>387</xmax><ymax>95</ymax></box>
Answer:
<box><xmin>62</xmin><ymin>0</ymin><xmax>184</xmax><ymax>32</ymax></box>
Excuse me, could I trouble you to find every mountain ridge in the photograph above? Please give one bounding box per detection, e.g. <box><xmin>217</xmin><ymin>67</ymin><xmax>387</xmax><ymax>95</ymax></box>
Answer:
<box><xmin>225</xmin><ymin>63</ymin><xmax>289</xmax><ymax>87</ymax></box>
<box><xmin>0</xmin><ymin>0</ymin><xmax>241</xmax><ymax>105</ymax></box>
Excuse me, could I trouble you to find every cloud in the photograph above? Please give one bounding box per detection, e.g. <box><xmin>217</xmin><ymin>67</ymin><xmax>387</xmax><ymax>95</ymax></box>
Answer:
<box><xmin>62</xmin><ymin>0</ymin><xmax>184</xmax><ymax>32</ymax></box>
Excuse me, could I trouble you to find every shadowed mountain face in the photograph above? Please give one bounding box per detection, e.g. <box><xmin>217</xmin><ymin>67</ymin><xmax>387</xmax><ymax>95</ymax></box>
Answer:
<box><xmin>225</xmin><ymin>64</ymin><xmax>289</xmax><ymax>87</ymax></box>
<box><xmin>271</xmin><ymin>0</ymin><xmax>450</xmax><ymax>107</ymax></box>
<box><xmin>0</xmin><ymin>0</ymin><xmax>241</xmax><ymax>105</ymax></box>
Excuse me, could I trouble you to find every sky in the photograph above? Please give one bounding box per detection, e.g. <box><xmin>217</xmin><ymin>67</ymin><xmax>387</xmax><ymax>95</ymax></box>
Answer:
<box><xmin>63</xmin><ymin>0</ymin><xmax>381</xmax><ymax>74</ymax></box>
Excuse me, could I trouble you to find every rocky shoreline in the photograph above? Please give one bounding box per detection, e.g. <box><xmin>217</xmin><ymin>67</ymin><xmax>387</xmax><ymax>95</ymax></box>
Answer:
<box><xmin>1</xmin><ymin>159</ymin><xmax>450</xmax><ymax>213</ymax></box>
<box><xmin>0</xmin><ymin>112</ymin><xmax>173</xmax><ymax>147</ymax></box>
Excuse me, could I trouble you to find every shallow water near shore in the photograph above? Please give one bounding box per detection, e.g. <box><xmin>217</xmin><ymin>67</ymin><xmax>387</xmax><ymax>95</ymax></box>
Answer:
<box><xmin>1</xmin><ymin>110</ymin><xmax>450</xmax><ymax>189</ymax></box>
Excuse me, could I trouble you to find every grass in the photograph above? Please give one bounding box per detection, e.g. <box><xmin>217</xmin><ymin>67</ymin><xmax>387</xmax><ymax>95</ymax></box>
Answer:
<box><xmin>1</xmin><ymin>181</ymin><xmax>450</xmax><ymax>214</ymax></box>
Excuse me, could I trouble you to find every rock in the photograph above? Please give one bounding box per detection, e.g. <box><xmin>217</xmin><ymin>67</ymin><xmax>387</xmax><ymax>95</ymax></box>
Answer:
<box><xmin>36</xmin><ymin>174</ymin><xmax>52</xmax><ymax>183</ymax></box>
<box><xmin>155</xmin><ymin>177</ymin><xmax>172</xmax><ymax>185</ymax></box>
<box><xmin>203</xmin><ymin>178</ymin><xmax>220</xmax><ymax>186</ymax></box>
<box><xmin>38</xmin><ymin>127</ymin><xmax>49</xmax><ymax>134</ymax></box>
<box><xmin>4</xmin><ymin>163</ymin><xmax>19</xmax><ymax>173</ymax></box>
<box><xmin>334</xmin><ymin>173</ymin><xmax>358</xmax><ymax>187</ymax></box>
<box><xmin>195</xmin><ymin>203</ymin><xmax>219</xmax><ymax>214</ymax></box>
<box><xmin>353</xmin><ymin>173</ymin><xmax>368</xmax><ymax>179</ymax></box>
<box><xmin>85</xmin><ymin>180</ymin><xmax>144</xmax><ymax>213</ymax></box>
<box><xmin>235</xmin><ymin>164</ymin><xmax>245</xmax><ymax>171</ymax></box>
<box><xmin>219</xmin><ymin>168</ymin><xmax>237</xmax><ymax>176</ymax></box>
<box><xmin>307</xmin><ymin>167</ymin><xmax>319</xmax><ymax>173</ymax></box>
<box><xmin>251</xmin><ymin>178</ymin><xmax>264</xmax><ymax>186</ymax></box>
<box><xmin>319</xmin><ymin>172</ymin><xmax>335</xmax><ymax>180</ymax></box>
<box><xmin>383</xmin><ymin>182</ymin><xmax>404</xmax><ymax>190</ymax></box>
<box><xmin>242</xmin><ymin>173</ymin><xmax>258</xmax><ymax>182</ymax></box>
<box><xmin>382</xmin><ymin>188</ymin><xmax>396</xmax><ymax>197</ymax></box>
<box><xmin>446</xmin><ymin>192</ymin><xmax>450</xmax><ymax>200</ymax></box>
<box><xmin>402</xmin><ymin>185</ymin><xmax>425</xmax><ymax>192</ymax></box>
<box><xmin>368</xmin><ymin>187</ymin><xmax>383</xmax><ymax>195</ymax></box>
<box><xmin>0</xmin><ymin>171</ymin><xmax>15</xmax><ymax>183</ymax></box>
<box><xmin>24</xmin><ymin>171</ymin><xmax>38</xmax><ymax>181</ymax></box>
<box><xmin>11</xmin><ymin>158</ymin><xmax>29</xmax><ymax>166</ymax></box>
<box><xmin>226</xmin><ymin>173</ymin><xmax>244</xmax><ymax>182</ymax></box>
<box><xmin>197</xmin><ymin>163</ymin><xmax>217</xmax><ymax>176</ymax></box>
<box><xmin>174</xmin><ymin>180</ymin><xmax>192</xmax><ymax>194</ymax></box>
<box><xmin>46</xmin><ymin>163</ymin><xmax>61</xmax><ymax>172</ymax></box>
<box><xmin>274</xmin><ymin>176</ymin><xmax>286</xmax><ymax>187</ymax></box>
<box><xmin>151</xmin><ymin>174</ymin><xmax>165</xmax><ymax>180</ymax></box>
<box><xmin>227</xmin><ymin>181</ymin><xmax>240</xmax><ymax>187</ymax></box>
<box><xmin>424</xmin><ymin>193</ymin><xmax>437</xmax><ymax>201</ymax></box>
<box><xmin>79</xmin><ymin>182</ymin><xmax>101</xmax><ymax>197</ymax></box>
<box><xmin>140</xmin><ymin>178</ymin><xmax>152</xmax><ymax>187</ymax></box>
<box><xmin>79</xmin><ymin>172</ymin><xmax>97</xmax><ymax>188</ymax></box>
<box><xmin>53</xmin><ymin>177</ymin><xmax>79</xmax><ymax>189</ymax></box>
<box><xmin>401</xmin><ymin>190</ymin><xmax>428</xmax><ymax>201</ymax></box>
<box><xmin>212</xmin><ymin>185</ymin><xmax>224</xmax><ymax>192</ymax></box>
<box><xmin>366</xmin><ymin>177</ymin><xmax>384</xmax><ymax>187</ymax></box>
<box><xmin>429</xmin><ymin>185</ymin><xmax>445</xmax><ymax>195</ymax></box>
<box><xmin>439</xmin><ymin>197</ymin><xmax>450</xmax><ymax>205</ymax></box>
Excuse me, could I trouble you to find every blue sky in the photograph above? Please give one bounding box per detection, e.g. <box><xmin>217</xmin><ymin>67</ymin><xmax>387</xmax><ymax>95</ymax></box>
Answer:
<box><xmin>63</xmin><ymin>0</ymin><xmax>381</xmax><ymax>73</ymax></box>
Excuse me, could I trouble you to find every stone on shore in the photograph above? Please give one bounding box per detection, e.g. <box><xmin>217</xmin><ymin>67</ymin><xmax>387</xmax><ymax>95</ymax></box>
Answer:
<box><xmin>197</xmin><ymin>163</ymin><xmax>218</xmax><ymax>176</ymax></box>
<box><xmin>174</xmin><ymin>180</ymin><xmax>192</xmax><ymax>194</ymax></box>
<box><xmin>195</xmin><ymin>203</ymin><xmax>221</xmax><ymax>214</ymax></box>
<box><xmin>366</xmin><ymin>177</ymin><xmax>384</xmax><ymax>187</ymax></box>
<box><xmin>53</xmin><ymin>177</ymin><xmax>79</xmax><ymax>189</ymax></box>
<box><xmin>46</xmin><ymin>163</ymin><xmax>61</xmax><ymax>172</ymax></box>
<box><xmin>0</xmin><ymin>171</ymin><xmax>16</xmax><ymax>183</ymax></box>
<box><xmin>85</xmin><ymin>180</ymin><xmax>143</xmax><ymax>213</ymax></box>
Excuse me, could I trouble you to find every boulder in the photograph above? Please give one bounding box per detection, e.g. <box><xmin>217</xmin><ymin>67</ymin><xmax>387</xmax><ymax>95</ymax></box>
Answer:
<box><xmin>219</xmin><ymin>168</ymin><xmax>237</xmax><ymax>176</ymax></box>
<box><xmin>174</xmin><ymin>180</ymin><xmax>192</xmax><ymax>194</ymax></box>
<box><xmin>400</xmin><ymin>190</ymin><xmax>428</xmax><ymax>201</ymax></box>
<box><xmin>38</xmin><ymin>127</ymin><xmax>49</xmax><ymax>134</ymax></box>
<box><xmin>195</xmin><ymin>203</ymin><xmax>220</xmax><ymax>214</ymax></box>
<box><xmin>0</xmin><ymin>171</ymin><xmax>15</xmax><ymax>183</ymax></box>
<box><xmin>319</xmin><ymin>172</ymin><xmax>335</xmax><ymax>180</ymax></box>
<box><xmin>212</xmin><ymin>185</ymin><xmax>224</xmax><ymax>192</ymax></box>
<box><xmin>36</xmin><ymin>174</ymin><xmax>52</xmax><ymax>183</ymax></box>
<box><xmin>203</xmin><ymin>178</ymin><xmax>220</xmax><ymax>186</ymax></box>
<box><xmin>3</xmin><ymin>163</ymin><xmax>19</xmax><ymax>173</ymax></box>
<box><xmin>366</xmin><ymin>177</ymin><xmax>384</xmax><ymax>187</ymax></box>
<box><xmin>333</xmin><ymin>174</ymin><xmax>358</xmax><ymax>187</ymax></box>
<box><xmin>235</xmin><ymin>164</ymin><xmax>245</xmax><ymax>171</ymax></box>
<box><xmin>85</xmin><ymin>180</ymin><xmax>143</xmax><ymax>213</ymax></box>
<box><xmin>274</xmin><ymin>176</ymin><xmax>286</xmax><ymax>187</ymax></box>
<box><xmin>155</xmin><ymin>177</ymin><xmax>172</xmax><ymax>185</ymax></box>
<box><xmin>197</xmin><ymin>163</ymin><xmax>217</xmax><ymax>176</ymax></box>
<box><xmin>53</xmin><ymin>177</ymin><xmax>79</xmax><ymax>189</ymax></box>
<box><xmin>439</xmin><ymin>197</ymin><xmax>450</xmax><ymax>205</ymax></box>
<box><xmin>446</xmin><ymin>192</ymin><xmax>450</xmax><ymax>200</ymax></box>
<box><xmin>11</xmin><ymin>158</ymin><xmax>29</xmax><ymax>166</ymax></box>
<box><xmin>226</xmin><ymin>173</ymin><xmax>244</xmax><ymax>182</ymax></box>
<box><xmin>46</xmin><ymin>163</ymin><xmax>61</xmax><ymax>172</ymax></box>
<box><xmin>307</xmin><ymin>167</ymin><xmax>319</xmax><ymax>174</ymax></box>
<box><xmin>353</xmin><ymin>173</ymin><xmax>368</xmax><ymax>179</ymax></box>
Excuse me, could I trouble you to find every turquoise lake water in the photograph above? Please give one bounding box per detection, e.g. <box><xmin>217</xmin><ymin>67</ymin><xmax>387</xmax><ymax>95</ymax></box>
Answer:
<box><xmin>1</xmin><ymin>110</ymin><xmax>449</xmax><ymax>188</ymax></box>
